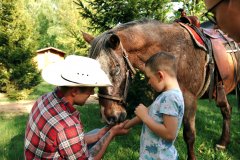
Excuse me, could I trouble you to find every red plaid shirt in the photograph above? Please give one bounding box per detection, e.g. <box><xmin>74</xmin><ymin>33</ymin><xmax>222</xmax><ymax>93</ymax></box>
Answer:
<box><xmin>24</xmin><ymin>87</ymin><xmax>89</xmax><ymax>159</ymax></box>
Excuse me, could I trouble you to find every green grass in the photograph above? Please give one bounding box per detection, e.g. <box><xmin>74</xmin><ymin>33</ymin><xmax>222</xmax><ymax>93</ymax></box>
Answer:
<box><xmin>27</xmin><ymin>81</ymin><xmax>55</xmax><ymax>100</ymax></box>
<box><xmin>0</xmin><ymin>113</ymin><xmax>28</xmax><ymax>160</ymax></box>
<box><xmin>0</xmin><ymin>96</ymin><xmax>239</xmax><ymax>159</ymax></box>
<box><xmin>0</xmin><ymin>94</ymin><xmax>17</xmax><ymax>103</ymax></box>
<box><xmin>176</xmin><ymin>95</ymin><xmax>240</xmax><ymax>160</ymax></box>
<box><xmin>0</xmin><ymin>81</ymin><xmax>239</xmax><ymax>159</ymax></box>
<box><xmin>0</xmin><ymin>81</ymin><xmax>55</xmax><ymax>103</ymax></box>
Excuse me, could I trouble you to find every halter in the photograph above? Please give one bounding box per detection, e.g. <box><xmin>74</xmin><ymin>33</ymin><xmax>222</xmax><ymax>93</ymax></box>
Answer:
<box><xmin>98</xmin><ymin>43</ymin><xmax>136</xmax><ymax>106</ymax></box>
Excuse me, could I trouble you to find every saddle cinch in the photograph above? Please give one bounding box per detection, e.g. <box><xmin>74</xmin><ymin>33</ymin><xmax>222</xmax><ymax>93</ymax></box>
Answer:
<box><xmin>175</xmin><ymin>12</ymin><xmax>240</xmax><ymax>100</ymax></box>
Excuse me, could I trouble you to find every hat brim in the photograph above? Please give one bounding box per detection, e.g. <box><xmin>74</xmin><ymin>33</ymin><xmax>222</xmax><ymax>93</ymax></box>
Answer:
<box><xmin>42</xmin><ymin>60</ymin><xmax>112</xmax><ymax>87</ymax></box>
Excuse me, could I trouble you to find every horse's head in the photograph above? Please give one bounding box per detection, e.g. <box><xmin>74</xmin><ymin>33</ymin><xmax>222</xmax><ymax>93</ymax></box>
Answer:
<box><xmin>82</xmin><ymin>31</ymin><xmax>134</xmax><ymax>125</ymax></box>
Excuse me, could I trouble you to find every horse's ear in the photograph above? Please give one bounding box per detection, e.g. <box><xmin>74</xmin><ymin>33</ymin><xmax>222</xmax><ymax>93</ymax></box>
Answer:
<box><xmin>82</xmin><ymin>31</ymin><xmax>95</xmax><ymax>44</ymax></box>
<box><xmin>107</xmin><ymin>34</ymin><xmax>120</xmax><ymax>49</ymax></box>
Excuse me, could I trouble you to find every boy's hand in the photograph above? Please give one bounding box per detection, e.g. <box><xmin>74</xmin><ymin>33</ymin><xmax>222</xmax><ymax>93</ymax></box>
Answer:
<box><xmin>123</xmin><ymin>116</ymin><xmax>142</xmax><ymax>129</ymax></box>
<box><xmin>135</xmin><ymin>103</ymin><xmax>148</xmax><ymax>121</ymax></box>
<box><xmin>110</xmin><ymin>120</ymin><xmax>130</xmax><ymax>136</ymax></box>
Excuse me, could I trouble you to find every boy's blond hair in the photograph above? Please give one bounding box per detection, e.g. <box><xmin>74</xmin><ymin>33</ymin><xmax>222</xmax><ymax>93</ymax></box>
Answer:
<box><xmin>145</xmin><ymin>51</ymin><xmax>177</xmax><ymax>77</ymax></box>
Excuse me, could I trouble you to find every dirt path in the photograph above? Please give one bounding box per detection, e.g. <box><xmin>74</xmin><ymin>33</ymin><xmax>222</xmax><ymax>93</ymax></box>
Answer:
<box><xmin>0</xmin><ymin>94</ymin><xmax>98</xmax><ymax>114</ymax></box>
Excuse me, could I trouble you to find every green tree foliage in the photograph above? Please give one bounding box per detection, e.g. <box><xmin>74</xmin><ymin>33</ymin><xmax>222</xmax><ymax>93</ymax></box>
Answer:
<box><xmin>75</xmin><ymin>0</ymin><xmax>173</xmax><ymax>33</ymax></box>
<box><xmin>126</xmin><ymin>71</ymin><xmax>158</xmax><ymax>117</ymax></box>
<box><xmin>181</xmin><ymin>0</ymin><xmax>206</xmax><ymax>16</ymax></box>
<box><xmin>172</xmin><ymin>0</ymin><xmax>207</xmax><ymax>22</ymax></box>
<box><xmin>0</xmin><ymin>0</ymin><xmax>41</xmax><ymax>99</ymax></box>
<box><xmin>26</xmin><ymin>0</ymin><xmax>89</xmax><ymax>55</ymax></box>
<box><xmin>75</xmin><ymin>0</ymin><xmax>177</xmax><ymax>112</ymax></box>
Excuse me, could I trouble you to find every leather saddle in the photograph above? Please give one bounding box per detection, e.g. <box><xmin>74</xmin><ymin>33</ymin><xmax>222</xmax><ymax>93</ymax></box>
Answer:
<box><xmin>175</xmin><ymin>9</ymin><xmax>240</xmax><ymax>102</ymax></box>
<box><xmin>202</xmin><ymin>28</ymin><xmax>239</xmax><ymax>81</ymax></box>
<box><xmin>174</xmin><ymin>8</ymin><xmax>201</xmax><ymax>28</ymax></box>
<box><xmin>176</xmin><ymin>9</ymin><xmax>240</xmax><ymax>108</ymax></box>
<box><xmin>176</xmin><ymin>14</ymin><xmax>239</xmax><ymax>83</ymax></box>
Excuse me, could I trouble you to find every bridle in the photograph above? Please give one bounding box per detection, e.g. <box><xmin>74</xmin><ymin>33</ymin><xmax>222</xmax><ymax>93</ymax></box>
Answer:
<box><xmin>98</xmin><ymin>43</ymin><xmax>136</xmax><ymax>106</ymax></box>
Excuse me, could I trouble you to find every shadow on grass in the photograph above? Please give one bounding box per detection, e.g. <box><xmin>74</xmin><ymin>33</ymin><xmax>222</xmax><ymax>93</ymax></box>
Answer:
<box><xmin>0</xmin><ymin>114</ymin><xmax>28</xmax><ymax>160</ymax></box>
<box><xmin>6</xmin><ymin>133</ymin><xmax>25</xmax><ymax>159</ymax></box>
<box><xmin>0</xmin><ymin>96</ymin><xmax>239</xmax><ymax>160</ymax></box>
<box><xmin>80</xmin><ymin>96</ymin><xmax>240</xmax><ymax>160</ymax></box>
<box><xmin>95</xmin><ymin>95</ymin><xmax>240</xmax><ymax>160</ymax></box>
<box><xmin>78</xmin><ymin>104</ymin><xmax>141</xmax><ymax>160</ymax></box>
<box><xmin>185</xmin><ymin>95</ymin><xmax>240</xmax><ymax>159</ymax></box>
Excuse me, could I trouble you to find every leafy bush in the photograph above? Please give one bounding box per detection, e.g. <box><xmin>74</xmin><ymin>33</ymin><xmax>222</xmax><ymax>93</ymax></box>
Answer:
<box><xmin>6</xmin><ymin>83</ymin><xmax>33</xmax><ymax>100</ymax></box>
<box><xmin>0</xmin><ymin>1</ymin><xmax>41</xmax><ymax>100</ymax></box>
<box><xmin>126</xmin><ymin>71</ymin><xmax>158</xmax><ymax>117</ymax></box>
<box><xmin>28</xmin><ymin>81</ymin><xmax>55</xmax><ymax>100</ymax></box>
<box><xmin>9</xmin><ymin>60</ymin><xmax>41</xmax><ymax>90</ymax></box>
<box><xmin>0</xmin><ymin>65</ymin><xmax>9</xmax><ymax>92</ymax></box>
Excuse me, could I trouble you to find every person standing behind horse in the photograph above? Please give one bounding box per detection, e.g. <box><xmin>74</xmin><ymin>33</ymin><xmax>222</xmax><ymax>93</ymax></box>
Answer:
<box><xmin>204</xmin><ymin>0</ymin><xmax>240</xmax><ymax>42</ymax></box>
<box><xmin>24</xmin><ymin>55</ymin><xmax>130</xmax><ymax>160</ymax></box>
<box><xmin>124</xmin><ymin>52</ymin><xmax>184</xmax><ymax>160</ymax></box>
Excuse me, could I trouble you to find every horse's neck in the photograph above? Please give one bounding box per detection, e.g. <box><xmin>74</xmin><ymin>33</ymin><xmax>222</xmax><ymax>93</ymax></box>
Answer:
<box><xmin>235</xmin><ymin>52</ymin><xmax>240</xmax><ymax>82</ymax></box>
<box><xmin>119</xmin><ymin>23</ymin><xmax>185</xmax><ymax>71</ymax></box>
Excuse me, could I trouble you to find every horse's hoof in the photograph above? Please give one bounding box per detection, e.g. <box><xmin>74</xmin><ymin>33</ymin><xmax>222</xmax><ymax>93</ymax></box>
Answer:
<box><xmin>215</xmin><ymin>144</ymin><xmax>226</xmax><ymax>150</ymax></box>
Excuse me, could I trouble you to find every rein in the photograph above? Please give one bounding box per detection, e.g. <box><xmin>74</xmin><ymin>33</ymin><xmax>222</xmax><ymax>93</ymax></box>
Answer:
<box><xmin>98</xmin><ymin>43</ymin><xmax>136</xmax><ymax>106</ymax></box>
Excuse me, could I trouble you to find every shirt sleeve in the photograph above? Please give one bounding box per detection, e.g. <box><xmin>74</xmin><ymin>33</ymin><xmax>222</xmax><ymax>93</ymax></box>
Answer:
<box><xmin>57</xmin><ymin>124</ymin><xmax>89</xmax><ymax>160</ymax></box>
<box><xmin>159</xmin><ymin>94</ymin><xmax>181</xmax><ymax>117</ymax></box>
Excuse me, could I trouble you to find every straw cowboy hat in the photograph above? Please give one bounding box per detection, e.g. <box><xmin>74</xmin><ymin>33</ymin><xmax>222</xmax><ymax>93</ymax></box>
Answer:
<box><xmin>204</xmin><ymin>0</ymin><xmax>222</xmax><ymax>10</ymax></box>
<box><xmin>42</xmin><ymin>55</ymin><xmax>112</xmax><ymax>87</ymax></box>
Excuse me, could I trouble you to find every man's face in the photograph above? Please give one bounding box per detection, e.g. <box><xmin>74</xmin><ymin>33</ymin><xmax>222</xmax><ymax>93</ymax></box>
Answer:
<box><xmin>74</xmin><ymin>87</ymin><xmax>95</xmax><ymax>105</ymax></box>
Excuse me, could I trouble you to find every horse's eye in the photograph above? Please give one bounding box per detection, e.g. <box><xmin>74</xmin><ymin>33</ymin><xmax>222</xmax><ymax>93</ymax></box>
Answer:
<box><xmin>110</xmin><ymin>65</ymin><xmax>120</xmax><ymax>76</ymax></box>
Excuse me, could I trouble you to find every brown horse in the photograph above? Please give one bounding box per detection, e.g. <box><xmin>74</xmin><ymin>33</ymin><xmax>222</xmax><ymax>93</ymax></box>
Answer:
<box><xmin>82</xmin><ymin>19</ymin><xmax>240</xmax><ymax>160</ymax></box>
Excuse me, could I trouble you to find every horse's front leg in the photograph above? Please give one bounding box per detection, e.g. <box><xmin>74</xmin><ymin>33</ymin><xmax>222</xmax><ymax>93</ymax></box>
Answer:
<box><xmin>182</xmin><ymin>90</ymin><xmax>197</xmax><ymax>160</ymax></box>
<box><xmin>215</xmin><ymin>83</ymin><xmax>232</xmax><ymax>149</ymax></box>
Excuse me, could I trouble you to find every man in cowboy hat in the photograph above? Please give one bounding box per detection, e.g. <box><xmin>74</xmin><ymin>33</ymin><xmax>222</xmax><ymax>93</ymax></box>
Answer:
<box><xmin>24</xmin><ymin>55</ymin><xmax>130</xmax><ymax>160</ymax></box>
<box><xmin>204</xmin><ymin>0</ymin><xmax>240</xmax><ymax>42</ymax></box>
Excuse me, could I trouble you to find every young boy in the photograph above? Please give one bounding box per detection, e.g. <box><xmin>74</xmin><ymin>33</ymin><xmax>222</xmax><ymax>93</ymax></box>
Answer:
<box><xmin>124</xmin><ymin>51</ymin><xmax>184</xmax><ymax>160</ymax></box>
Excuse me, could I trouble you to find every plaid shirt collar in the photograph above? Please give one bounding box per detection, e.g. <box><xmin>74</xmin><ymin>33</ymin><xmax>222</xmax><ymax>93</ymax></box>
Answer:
<box><xmin>54</xmin><ymin>87</ymin><xmax>79</xmax><ymax>118</ymax></box>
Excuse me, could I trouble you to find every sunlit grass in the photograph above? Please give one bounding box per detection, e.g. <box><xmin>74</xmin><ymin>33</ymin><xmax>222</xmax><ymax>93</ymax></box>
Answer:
<box><xmin>0</xmin><ymin>81</ymin><xmax>55</xmax><ymax>103</ymax></box>
<box><xmin>27</xmin><ymin>81</ymin><xmax>55</xmax><ymax>100</ymax></box>
<box><xmin>0</xmin><ymin>113</ymin><xmax>28</xmax><ymax>160</ymax></box>
<box><xmin>0</xmin><ymin>80</ymin><xmax>239</xmax><ymax>159</ymax></box>
<box><xmin>0</xmin><ymin>96</ymin><xmax>239</xmax><ymax>159</ymax></box>
<box><xmin>176</xmin><ymin>95</ymin><xmax>240</xmax><ymax>160</ymax></box>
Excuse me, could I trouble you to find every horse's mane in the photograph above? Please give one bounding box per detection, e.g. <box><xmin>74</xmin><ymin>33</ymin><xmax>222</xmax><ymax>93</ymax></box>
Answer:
<box><xmin>89</xmin><ymin>32</ymin><xmax>112</xmax><ymax>58</ymax></box>
<box><xmin>113</xmin><ymin>19</ymin><xmax>161</xmax><ymax>32</ymax></box>
<box><xmin>89</xmin><ymin>19</ymin><xmax>161</xmax><ymax>58</ymax></box>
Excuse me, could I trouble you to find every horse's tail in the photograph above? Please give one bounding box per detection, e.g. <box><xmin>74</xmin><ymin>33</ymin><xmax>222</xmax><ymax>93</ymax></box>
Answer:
<box><xmin>236</xmin><ymin>83</ymin><xmax>240</xmax><ymax>110</ymax></box>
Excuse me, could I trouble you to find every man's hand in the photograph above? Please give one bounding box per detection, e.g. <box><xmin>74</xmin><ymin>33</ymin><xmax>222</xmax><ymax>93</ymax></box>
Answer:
<box><xmin>110</xmin><ymin>120</ymin><xmax>130</xmax><ymax>136</ymax></box>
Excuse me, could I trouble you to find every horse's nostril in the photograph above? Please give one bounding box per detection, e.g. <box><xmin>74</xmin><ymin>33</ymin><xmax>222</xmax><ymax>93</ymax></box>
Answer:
<box><xmin>119</xmin><ymin>112</ymin><xmax>127</xmax><ymax>122</ymax></box>
<box><xmin>107</xmin><ymin>117</ymin><xmax>116</xmax><ymax>124</ymax></box>
<box><xmin>106</xmin><ymin>112</ymin><xmax>127</xmax><ymax>124</ymax></box>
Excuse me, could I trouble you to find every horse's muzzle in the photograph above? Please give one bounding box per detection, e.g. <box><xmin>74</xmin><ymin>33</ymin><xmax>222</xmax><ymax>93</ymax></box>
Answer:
<box><xmin>100</xmin><ymin>105</ymin><xmax>127</xmax><ymax>125</ymax></box>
